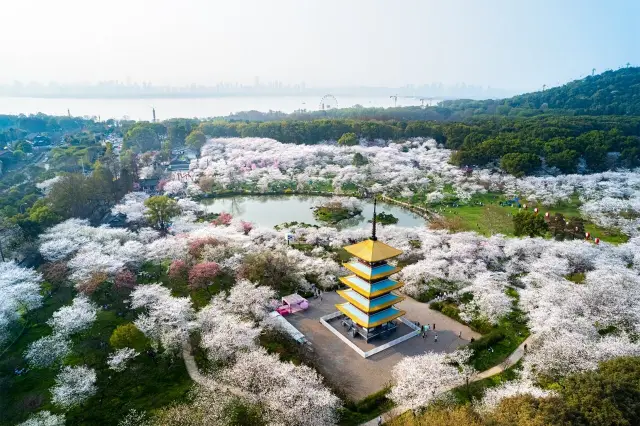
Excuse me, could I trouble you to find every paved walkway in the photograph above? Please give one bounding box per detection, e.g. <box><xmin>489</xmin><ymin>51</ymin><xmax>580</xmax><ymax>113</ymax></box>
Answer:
<box><xmin>287</xmin><ymin>292</ymin><xmax>480</xmax><ymax>399</ymax></box>
<box><xmin>359</xmin><ymin>336</ymin><xmax>533</xmax><ymax>426</ymax></box>
<box><xmin>181</xmin><ymin>308</ymin><xmax>530</xmax><ymax>426</ymax></box>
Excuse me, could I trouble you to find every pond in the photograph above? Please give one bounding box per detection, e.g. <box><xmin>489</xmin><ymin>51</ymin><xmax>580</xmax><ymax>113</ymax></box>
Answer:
<box><xmin>199</xmin><ymin>195</ymin><xmax>425</xmax><ymax>229</ymax></box>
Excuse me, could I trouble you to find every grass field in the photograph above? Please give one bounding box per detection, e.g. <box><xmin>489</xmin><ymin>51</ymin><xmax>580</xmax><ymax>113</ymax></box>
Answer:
<box><xmin>430</xmin><ymin>288</ymin><xmax>529</xmax><ymax>372</ymax></box>
<box><xmin>429</xmin><ymin>192</ymin><xmax>629</xmax><ymax>244</ymax></box>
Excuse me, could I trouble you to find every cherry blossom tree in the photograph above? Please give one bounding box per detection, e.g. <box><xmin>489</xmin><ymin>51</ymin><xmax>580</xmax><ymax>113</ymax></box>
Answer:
<box><xmin>24</xmin><ymin>335</ymin><xmax>72</xmax><ymax>368</ymax></box>
<box><xmin>153</xmin><ymin>386</ymin><xmax>261</xmax><ymax>426</ymax></box>
<box><xmin>213</xmin><ymin>212</ymin><xmax>233</xmax><ymax>226</ymax></box>
<box><xmin>239</xmin><ymin>220</ymin><xmax>253</xmax><ymax>235</ymax></box>
<box><xmin>163</xmin><ymin>180</ymin><xmax>185</xmax><ymax>196</ymax></box>
<box><xmin>220</xmin><ymin>348</ymin><xmax>340</xmax><ymax>426</ymax></box>
<box><xmin>197</xmin><ymin>307</ymin><xmax>260</xmax><ymax>361</ymax></box>
<box><xmin>107</xmin><ymin>347</ymin><xmax>139</xmax><ymax>372</ymax></box>
<box><xmin>115</xmin><ymin>269</ymin><xmax>137</xmax><ymax>290</ymax></box>
<box><xmin>223</xmin><ymin>279</ymin><xmax>276</xmax><ymax>321</ymax></box>
<box><xmin>188</xmin><ymin>237</ymin><xmax>221</xmax><ymax>260</ymax></box>
<box><xmin>130</xmin><ymin>284</ymin><xmax>195</xmax><ymax>352</ymax></box>
<box><xmin>18</xmin><ymin>411</ymin><xmax>66</xmax><ymax>426</ymax></box>
<box><xmin>167</xmin><ymin>260</ymin><xmax>188</xmax><ymax>283</ymax></box>
<box><xmin>36</xmin><ymin>176</ymin><xmax>63</xmax><ymax>195</ymax></box>
<box><xmin>0</xmin><ymin>262</ymin><xmax>43</xmax><ymax>346</ymax></box>
<box><xmin>188</xmin><ymin>262</ymin><xmax>221</xmax><ymax>291</ymax></box>
<box><xmin>390</xmin><ymin>349</ymin><xmax>472</xmax><ymax>410</ymax></box>
<box><xmin>50</xmin><ymin>365</ymin><xmax>97</xmax><ymax>408</ymax></box>
<box><xmin>40</xmin><ymin>261</ymin><xmax>70</xmax><ymax>288</ymax></box>
<box><xmin>47</xmin><ymin>295</ymin><xmax>98</xmax><ymax>337</ymax></box>
<box><xmin>111</xmin><ymin>192</ymin><xmax>149</xmax><ymax>223</ymax></box>
<box><xmin>458</xmin><ymin>272</ymin><xmax>513</xmax><ymax>325</ymax></box>
<box><xmin>479</xmin><ymin>371</ymin><xmax>554</xmax><ymax>412</ymax></box>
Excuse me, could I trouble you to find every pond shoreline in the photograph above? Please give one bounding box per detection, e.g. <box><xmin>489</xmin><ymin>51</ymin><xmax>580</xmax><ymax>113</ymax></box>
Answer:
<box><xmin>197</xmin><ymin>192</ymin><xmax>428</xmax><ymax>229</ymax></box>
<box><xmin>197</xmin><ymin>190</ymin><xmax>434</xmax><ymax>221</ymax></box>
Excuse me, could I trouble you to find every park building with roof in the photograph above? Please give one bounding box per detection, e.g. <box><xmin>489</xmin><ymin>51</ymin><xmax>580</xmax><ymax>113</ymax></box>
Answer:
<box><xmin>335</xmin><ymin>203</ymin><xmax>407</xmax><ymax>342</ymax></box>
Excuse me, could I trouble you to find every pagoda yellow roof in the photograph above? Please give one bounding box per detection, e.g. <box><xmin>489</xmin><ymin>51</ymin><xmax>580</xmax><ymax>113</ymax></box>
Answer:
<box><xmin>343</xmin><ymin>239</ymin><xmax>403</xmax><ymax>263</ymax></box>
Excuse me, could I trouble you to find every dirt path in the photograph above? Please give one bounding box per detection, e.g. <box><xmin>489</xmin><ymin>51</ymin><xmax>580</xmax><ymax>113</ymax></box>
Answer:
<box><xmin>379</xmin><ymin>195</ymin><xmax>436</xmax><ymax>220</ymax></box>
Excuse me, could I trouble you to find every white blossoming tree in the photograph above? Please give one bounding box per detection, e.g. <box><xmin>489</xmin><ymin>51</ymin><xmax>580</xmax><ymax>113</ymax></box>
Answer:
<box><xmin>130</xmin><ymin>284</ymin><xmax>195</xmax><ymax>352</ymax></box>
<box><xmin>221</xmin><ymin>348</ymin><xmax>340</xmax><ymax>426</ymax></box>
<box><xmin>107</xmin><ymin>347</ymin><xmax>140</xmax><ymax>372</ymax></box>
<box><xmin>18</xmin><ymin>411</ymin><xmax>66</xmax><ymax>426</ymax></box>
<box><xmin>47</xmin><ymin>295</ymin><xmax>98</xmax><ymax>336</ymax></box>
<box><xmin>0</xmin><ymin>262</ymin><xmax>43</xmax><ymax>346</ymax></box>
<box><xmin>50</xmin><ymin>365</ymin><xmax>97</xmax><ymax>409</ymax></box>
<box><xmin>390</xmin><ymin>349</ymin><xmax>473</xmax><ymax>411</ymax></box>
<box><xmin>24</xmin><ymin>335</ymin><xmax>72</xmax><ymax>368</ymax></box>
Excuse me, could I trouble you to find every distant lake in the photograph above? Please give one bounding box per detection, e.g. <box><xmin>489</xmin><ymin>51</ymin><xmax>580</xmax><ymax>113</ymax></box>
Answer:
<box><xmin>199</xmin><ymin>195</ymin><xmax>425</xmax><ymax>229</ymax></box>
<box><xmin>0</xmin><ymin>95</ymin><xmax>435</xmax><ymax>121</ymax></box>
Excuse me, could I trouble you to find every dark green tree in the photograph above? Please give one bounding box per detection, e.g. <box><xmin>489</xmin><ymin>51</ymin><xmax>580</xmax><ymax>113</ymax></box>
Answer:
<box><xmin>352</xmin><ymin>152</ymin><xmax>368</xmax><ymax>166</ymax></box>
<box><xmin>185</xmin><ymin>130</ymin><xmax>207</xmax><ymax>152</ymax></box>
<box><xmin>500</xmin><ymin>153</ymin><xmax>541</xmax><ymax>177</ymax></box>
<box><xmin>337</xmin><ymin>132</ymin><xmax>358</xmax><ymax>146</ymax></box>
<box><xmin>144</xmin><ymin>195</ymin><xmax>181</xmax><ymax>233</ymax></box>
<box><xmin>109</xmin><ymin>323</ymin><xmax>149</xmax><ymax>352</ymax></box>
<box><xmin>123</xmin><ymin>125</ymin><xmax>161</xmax><ymax>153</ymax></box>
<box><xmin>513</xmin><ymin>210</ymin><xmax>548</xmax><ymax>238</ymax></box>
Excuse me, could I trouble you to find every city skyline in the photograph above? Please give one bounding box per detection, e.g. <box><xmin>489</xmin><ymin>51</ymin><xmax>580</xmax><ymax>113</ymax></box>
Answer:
<box><xmin>0</xmin><ymin>78</ymin><xmax>525</xmax><ymax>100</ymax></box>
<box><xmin>1</xmin><ymin>0</ymin><xmax>638</xmax><ymax>91</ymax></box>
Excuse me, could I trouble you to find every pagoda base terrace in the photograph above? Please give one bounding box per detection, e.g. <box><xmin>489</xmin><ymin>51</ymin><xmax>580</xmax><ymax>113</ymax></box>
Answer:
<box><xmin>284</xmin><ymin>290</ymin><xmax>481</xmax><ymax>399</ymax></box>
<box><xmin>320</xmin><ymin>311</ymin><xmax>420</xmax><ymax>358</ymax></box>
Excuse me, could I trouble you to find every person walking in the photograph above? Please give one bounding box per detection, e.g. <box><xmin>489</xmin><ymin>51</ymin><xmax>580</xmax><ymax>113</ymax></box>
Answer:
<box><xmin>524</xmin><ymin>343</ymin><xmax>528</xmax><ymax>352</ymax></box>
<box><xmin>458</xmin><ymin>330</ymin><xmax>462</xmax><ymax>339</ymax></box>
<box><xmin>433</xmin><ymin>323</ymin><xmax>436</xmax><ymax>330</ymax></box>
<box><xmin>434</xmin><ymin>334</ymin><xmax>438</xmax><ymax>343</ymax></box>
<box><xmin>377</xmin><ymin>415</ymin><xmax>382</xmax><ymax>426</ymax></box>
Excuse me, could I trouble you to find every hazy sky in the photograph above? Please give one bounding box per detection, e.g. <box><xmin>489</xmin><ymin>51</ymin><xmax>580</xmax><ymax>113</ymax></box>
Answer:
<box><xmin>1</xmin><ymin>0</ymin><xmax>638</xmax><ymax>90</ymax></box>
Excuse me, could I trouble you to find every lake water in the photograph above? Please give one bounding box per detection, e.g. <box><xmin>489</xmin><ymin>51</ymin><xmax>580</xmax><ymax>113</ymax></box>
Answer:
<box><xmin>0</xmin><ymin>95</ymin><xmax>433</xmax><ymax>121</ymax></box>
<box><xmin>199</xmin><ymin>195</ymin><xmax>425</xmax><ymax>229</ymax></box>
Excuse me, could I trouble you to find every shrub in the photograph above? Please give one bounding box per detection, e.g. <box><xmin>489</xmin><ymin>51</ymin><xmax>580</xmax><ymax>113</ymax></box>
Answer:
<box><xmin>77</xmin><ymin>272</ymin><xmax>108</xmax><ymax>295</ymax></box>
<box><xmin>110</xmin><ymin>323</ymin><xmax>149</xmax><ymax>352</ymax></box>
<box><xmin>188</xmin><ymin>237</ymin><xmax>221</xmax><ymax>260</ymax></box>
<box><xmin>40</xmin><ymin>261</ymin><xmax>69</xmax><ymax>287</ymax></box>
<box><xmin>188</xmin><ymin>262</ymin><xmax>221</xmax><ymax>290</ymax></box>
<box><xmin>168</xmin><ymin>260</ymin><xmax>189</xmax><ymax>283</ymax></box>
<box><xmin>114</xmin><ymin>269</ymin><xmax>136</xmax><ymax>290</ymax></box>
<box><xmin>212</xmin><ymin>212</ymin><xmax>232</xmax><ymax>226</ymax></box>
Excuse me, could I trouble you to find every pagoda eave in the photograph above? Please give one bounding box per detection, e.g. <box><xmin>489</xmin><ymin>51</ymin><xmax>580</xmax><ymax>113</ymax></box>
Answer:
<box><xmin>337</xmin><ymin>289</ymin><xmax>405</xmax><ymax>314</ymax></box>
<box><xmin>343</xmin><ymin>262</ymin><xmax>402</xmax><ymax>281</ymax></box>
<box><xmin>336</xmin><ymin>302</ymin><xmax>406</xmax><ymax>328</ymax></box>
<box><xmin>339</xmin><ymin>275</ymin><xmax>404</xmax><ymax>298</ymax></box>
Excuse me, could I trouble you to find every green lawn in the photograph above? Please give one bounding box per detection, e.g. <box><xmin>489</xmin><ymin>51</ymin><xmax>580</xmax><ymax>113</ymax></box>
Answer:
<box><xmin>338</xmin><ymin>387</ymin><xmax>394</xmax><ymax>426</ymax></box>
<box><xmin>431</xmin><ymin>192</ymin><xmax>628</xmax><ymax>244</ymax></box>
<box><xmin>430</xmin><ymin>288</ymin><xmax>529</xmax><ymax>372</ymax></box>
<box><xmin>451</xmin><ymin>361</ymin><xmax>522</xmax><ymax>404</ymax></box>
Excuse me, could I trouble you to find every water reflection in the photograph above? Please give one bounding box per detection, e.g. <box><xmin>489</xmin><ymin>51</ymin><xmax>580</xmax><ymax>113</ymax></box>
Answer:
<box><xmin>199</xmin><ymin>195</ymin><xmax>424</xmax><ymax>229</ymax></box>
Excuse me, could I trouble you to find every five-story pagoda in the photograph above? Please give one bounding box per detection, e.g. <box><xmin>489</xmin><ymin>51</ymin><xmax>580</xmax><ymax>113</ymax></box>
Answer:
<box><xmin>336</xmin><ymin>199</ymin><xmax>406</xmax><ymax>341</ymax></box>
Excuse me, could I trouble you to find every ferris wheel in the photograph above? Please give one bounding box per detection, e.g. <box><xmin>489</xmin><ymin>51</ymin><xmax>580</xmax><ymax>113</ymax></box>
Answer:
<box><xmin>319</xmin><ymin>94</ymin><xmax>338</xmax><ymax>111</ymax></box>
